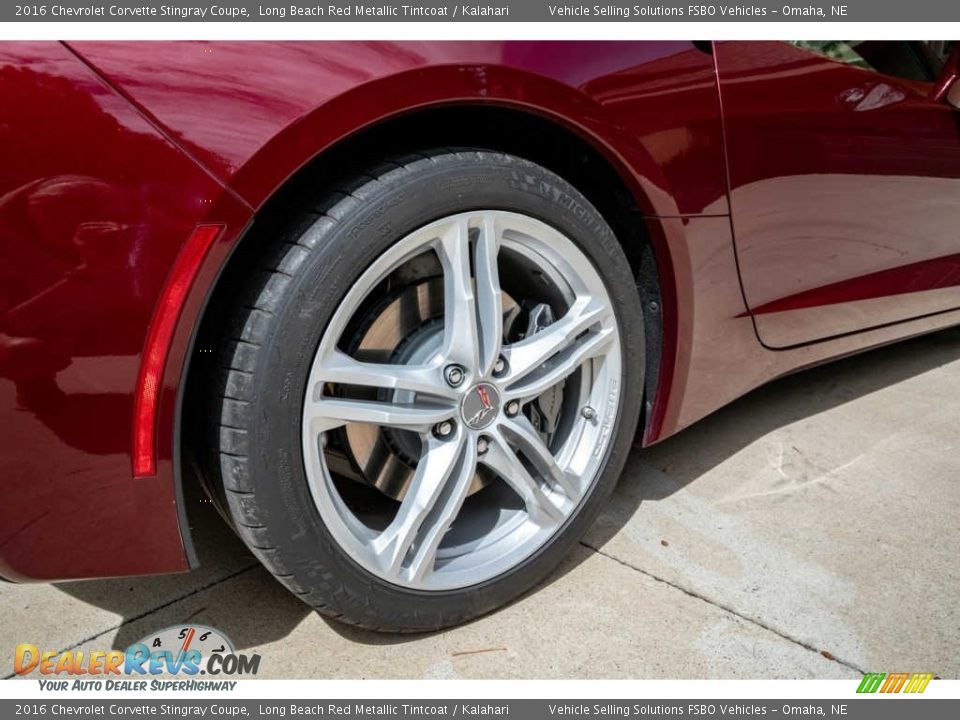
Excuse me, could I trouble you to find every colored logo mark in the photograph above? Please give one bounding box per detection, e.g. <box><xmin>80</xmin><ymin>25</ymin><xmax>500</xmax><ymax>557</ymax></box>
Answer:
<box><xmin>857</xmin><ymin>672</ymin><xmax>933</xmax><ymax>694</ymax></box>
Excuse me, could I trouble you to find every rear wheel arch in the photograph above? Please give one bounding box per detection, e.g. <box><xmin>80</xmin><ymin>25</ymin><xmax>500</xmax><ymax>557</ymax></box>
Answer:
<box><xmin>180</xmin><ymin>104</ymin><xmax>673</xmax><ymax>525</ymax></box>
<box><xmin>200</xmin><ymin>150</ymin><xmax>646</xmax><ymax>629</ymax></box>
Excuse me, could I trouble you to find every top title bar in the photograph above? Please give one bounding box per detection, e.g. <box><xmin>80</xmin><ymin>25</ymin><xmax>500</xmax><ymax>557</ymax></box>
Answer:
<box><xmin>7</xmin><ymin>1</ymin><xmax>960</xmax><ymax>22</ymax></box>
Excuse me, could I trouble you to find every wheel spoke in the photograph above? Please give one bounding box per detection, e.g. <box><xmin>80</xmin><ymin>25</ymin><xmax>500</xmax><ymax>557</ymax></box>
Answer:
<box><xmin>305</xmin><ymin>395</ymin><xmax>454</xmax><ymax>434</ymax></box>
<box><xmin>314</xmin><ymin>350</ymin><xmax>455</xmax><ymax>399</ymax></box>
<box><xmin>436</xmin><ymin>216</ymin><xmax>480</xmax><ymax>370</ymax></box>
<box><xmin>500</xmin><ymin>416</ymin><xmax>579</xmax><ymax>499</ymax></box>
<box><xmin>504</xmin><ymin>326</ymin><xmax>615</xmax><ymax>403</ymax></box>
<box><xmin>300</xmin><ymin>208</ymin><xmax>623</xmax><ymax>591</ymax></box>
<box><xmin>502</xmin><ymin>298</ymin><xmax>611</xmax><ymax>386</ymax></box>
<box><xmin>474</xmin><ymin>213</ymin><xmax>504</xmax><ymax>377</ymax></box>
<box><xmin>405</xmin><ymin>436</ymin><xmax>479</xmax><ymax>582</ymax></box>
<box><xmin>480</xmin><ymin>430</ymin><xmax>565</xmax><ymax>526</ymax></box>
<box><xmin>371</xmin><ymin>435</ymin><xmax>465</xmax><ymax>576</ymax></box>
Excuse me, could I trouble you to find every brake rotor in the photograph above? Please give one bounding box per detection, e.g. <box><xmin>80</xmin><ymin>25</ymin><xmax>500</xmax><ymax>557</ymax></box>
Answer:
<box><xmin>339</xmin><ymin>278</ymin><xmax>518</xmax><ymax>502</ymax></box>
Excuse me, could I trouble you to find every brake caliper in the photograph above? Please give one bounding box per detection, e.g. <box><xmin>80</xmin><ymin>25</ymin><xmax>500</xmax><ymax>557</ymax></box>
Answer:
<box><xmin>523</xmin><ymin>303</ymin><xmax>563</xmax><ymax>445</ymax></box>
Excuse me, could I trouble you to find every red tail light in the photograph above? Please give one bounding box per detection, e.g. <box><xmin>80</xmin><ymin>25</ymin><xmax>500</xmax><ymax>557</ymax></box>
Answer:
<box><xmin>132</xmin><ymin>224</ymin><xmax>223</xmax><ymax>478</ymax></box>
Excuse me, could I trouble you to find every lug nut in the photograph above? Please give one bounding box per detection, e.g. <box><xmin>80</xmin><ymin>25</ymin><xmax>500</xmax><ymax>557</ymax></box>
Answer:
<box><xmin>505</xmin><ymin>400</ymin><xmax>521</xmax><ymax>417</ymax></box>
<box><xmin>477</xmin><ymin>437</ymin><xmax>489</xmax><ymax>454</ymax></box>
<box><xmin>581</xmin><ymin>406</ymin><xmax>597</xmax><ymax>420</ymax></box>
<box><xmin>433</xmin><ymin>420</ymin><xmax>455</xmax><ymax>439</ymax></box>
<box><xmin>444</xmin><ymin>365</ymin><xmax>465</xmax><ymax>387</ymax></box>
<box><xmin>493</xmin><ymin>356</ymin><xmax>507</xmax><ymax>376</ymax></box>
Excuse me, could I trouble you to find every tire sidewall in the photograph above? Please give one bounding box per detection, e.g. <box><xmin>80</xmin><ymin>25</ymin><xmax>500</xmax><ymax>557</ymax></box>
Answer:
<box><xmin>242</xmin><ymin>153</ymin><xmax>644</xmax><ymax>629</ymax></box>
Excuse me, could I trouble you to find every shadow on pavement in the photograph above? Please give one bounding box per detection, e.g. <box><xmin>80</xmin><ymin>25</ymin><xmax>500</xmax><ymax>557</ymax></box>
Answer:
<box><xmin>52</xmin><ymin>479</ymin><xmax>312</xmax><ymax>652</ymax></box>
<box><xmin>53</xmin><ymin>327</ymin><xmax>960</xmax><ymax>649</ymax></box>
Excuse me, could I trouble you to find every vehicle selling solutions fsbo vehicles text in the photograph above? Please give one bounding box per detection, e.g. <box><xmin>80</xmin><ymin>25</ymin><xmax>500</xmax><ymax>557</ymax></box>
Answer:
<box><xmin>547</xmin><ymin>5</ymin><xmax>848</xmax><ymax>17</ymax></box>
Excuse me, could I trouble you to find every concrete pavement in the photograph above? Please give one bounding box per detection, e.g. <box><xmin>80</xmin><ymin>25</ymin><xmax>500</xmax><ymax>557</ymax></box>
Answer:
<box><xmin>4</xmin><ymin>328</ymin><xmax>960</xmax><ymax>679</ymax></box>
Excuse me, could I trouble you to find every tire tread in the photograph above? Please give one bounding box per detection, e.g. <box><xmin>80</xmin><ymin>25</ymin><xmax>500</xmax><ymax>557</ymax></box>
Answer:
<box><xmin>209</xmin><ymin>150</ymin><xmax>642</xmax><ymax>631</ymax></box>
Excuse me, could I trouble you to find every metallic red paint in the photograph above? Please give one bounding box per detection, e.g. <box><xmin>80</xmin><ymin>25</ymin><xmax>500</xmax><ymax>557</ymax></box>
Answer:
<box><xmin>715</xmin><ymin>41</ymin><xmax>960</xmax><ymax>348</ymax></box>
<box><xmin>0</xmin><ymin>42</ymin><xmax>252</xmax><ymax>581</ymax></box>
<box><xmin>2</xmin><ymin>40</ymin><xmax>959</xmax><ymax>583</ymax></box>
<box><xmin>933</xmin><ymin>44</ymin><xmax>960</xmax><ymax>102</ymax></box>
<box><xmin>650</xmin><ymin>213</ymin><xmax>960</xmax><ymax>439</ymax></box>
<box><xmin>743</xmin><ymin>252</ymin><xmax>960</xmax><ymax>317</ymax></box>
<box><xmin>69</xmin><ymin>41</ymin><xmax>729</xmax><ymax>217</ymax></box>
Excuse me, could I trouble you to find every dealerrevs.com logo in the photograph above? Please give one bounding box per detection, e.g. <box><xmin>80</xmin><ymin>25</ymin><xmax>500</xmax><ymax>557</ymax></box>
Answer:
<box><xmin>14</xmin><ymin>625</ymin><xmax>260</xmax><ymax>690</ymax></box>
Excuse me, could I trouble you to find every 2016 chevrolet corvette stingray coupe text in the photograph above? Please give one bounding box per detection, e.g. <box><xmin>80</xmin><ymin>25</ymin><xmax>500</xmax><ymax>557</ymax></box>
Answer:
<box><xmin>1</xmin><ymin>40</ymin><xmax>958</xmax><ymax>631</ymax></box>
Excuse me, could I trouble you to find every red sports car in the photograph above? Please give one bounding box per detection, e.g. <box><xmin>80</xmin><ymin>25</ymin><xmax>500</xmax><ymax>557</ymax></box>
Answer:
<box><xmin>1</xmin><ymin>40</ymin><xmax>958</xmax><ymax>631</ymax></box>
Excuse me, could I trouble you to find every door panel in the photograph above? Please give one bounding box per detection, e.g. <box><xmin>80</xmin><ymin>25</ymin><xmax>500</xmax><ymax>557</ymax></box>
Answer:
<box><xmin>716</xmin><ymin>41</ymin><xmax>960</xmax><ymax>348</ymax></box>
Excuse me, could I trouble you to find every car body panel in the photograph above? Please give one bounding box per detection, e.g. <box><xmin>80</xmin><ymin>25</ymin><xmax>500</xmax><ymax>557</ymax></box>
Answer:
<box><xmin>715</xmin><ymin>41</ymin><xmax>960</xmax><ymax>348</ymax></box>
<box><xmin>69</xmin><ymin>41</ymin><xmax>729</xmax><ymax>217</ymax></box>
<box><xmin>650</xmin><ymin>214</ymin><xmax>960</xmax><ymax>439</ymax></box>
<box><xmin>0</xmin><ymin>42</ymin><xmax>252</xmax><ymax>581</ymax></box>
<box><xmin>1</xmin><ymin>40</ymin><xmax>958</xmax><ymax>583</ymax></box>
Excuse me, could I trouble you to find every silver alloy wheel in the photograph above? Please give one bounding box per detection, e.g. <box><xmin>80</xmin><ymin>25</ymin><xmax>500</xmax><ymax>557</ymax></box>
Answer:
<box><xmin>301</xmin><ymin>210</ymin><xmax>622</xmax><ymax>590</ymax></box>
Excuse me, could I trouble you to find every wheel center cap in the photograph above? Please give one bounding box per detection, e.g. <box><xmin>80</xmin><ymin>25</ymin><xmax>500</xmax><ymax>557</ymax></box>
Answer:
<box><xmin>460</xmin><ymin>382</ymin><xmax>500</xmax><ymax>430</ymax></box>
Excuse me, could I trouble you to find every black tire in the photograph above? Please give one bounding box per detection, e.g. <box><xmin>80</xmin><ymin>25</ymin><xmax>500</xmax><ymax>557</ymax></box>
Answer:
<box><xmin>209</xmin><ymin>149</ymin><xmax>644</xmax><ymax>631</ymax></box>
